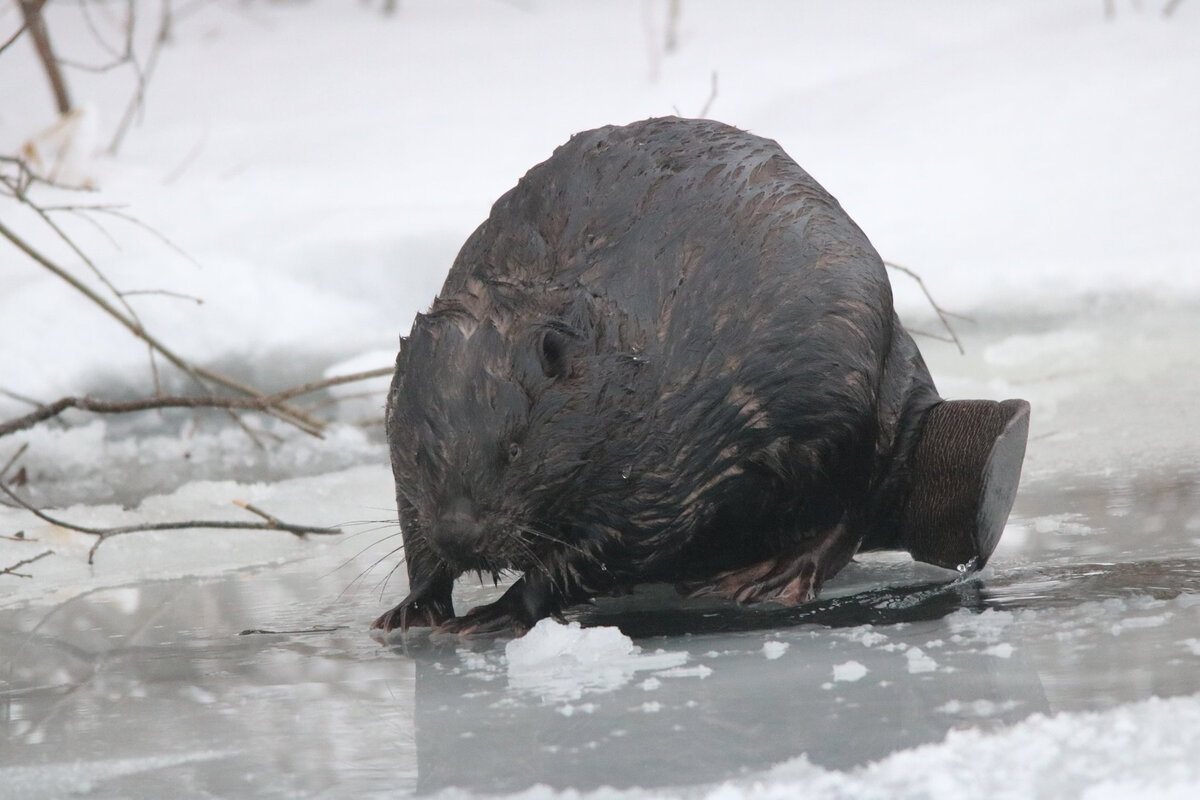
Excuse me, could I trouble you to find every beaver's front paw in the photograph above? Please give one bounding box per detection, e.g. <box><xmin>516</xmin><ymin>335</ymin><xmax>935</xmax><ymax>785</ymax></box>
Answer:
<box><xmin>432</xmin><ymin>572</ymin><xmax>564</xmax><ymax>637</ymax></box>
<box><xmin>372</xmin><ymin>591</ymin><xmax>455</xmax><ymax>632</ymax></box>
<box><xmin>434</xmin><ymin>601</ymin><xmax>536</xmax><ymax>637</ymax></box>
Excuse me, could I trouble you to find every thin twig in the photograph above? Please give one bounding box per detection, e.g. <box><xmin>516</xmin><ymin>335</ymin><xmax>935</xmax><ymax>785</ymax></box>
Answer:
<box><xmin>2</xmin><ymin>443</ymin><xmax>30</xmax><ymax>480</ymax></box>
<box><xmin>0</xmin><ymin>218</ymin><xmax>326</xmax><ymax>435</ymax></box>
<box><xmin>0</xmin><ymin>388</ymin><xmax>50</xmax><ymax>410</ymax></box>
<box><xmin>75</xmin><ymin>0</ymin><xmax>126</xmax><ymax>61</ymax></box>
<box><xmin>4</xmin><ymin>173</ymin><xmax>177</xmax><ymax>404</ymax></box>
<box><xmin>663</xmin><ymin>0</ymin><xmax>682</xmax><ymax>52</ymax></box>
<box><xmin>0</xmin><ymin>482</ymin><xmax>340</xmax><ymax>565</ymax></box>
<box><xmin>70</xmin><ymin>205</ymin><xmax>203</xmax><ymax>267</ymax></box>
<box><xmin>0</xmin><ymin>549</ymin><xmax>54</xmax><ymax>578</ymax></box>
<box><xmin>109</xmin><ymin>0</ymin><xmax>174</xmax><ymax>155</ymax></box>
<box><xmin>0</xmin><ymin>20</ymin><xmax>31</xmax><ymax>57</ymax></box>
<box><xmin>0</xmin><ymin>367</ymin><xmax>392</xmax><ymax>438</ymax></box>
<box><xmin>698</xmin><ymin>71</ymin><xmax>718</xmax><ymax>118</ymax></box>
<box><xmin>0</xmin><ymin>396</ymin><xmax>281</xmax><ymax>437</ymax></box>
<box><xmin>268</xmin><ymin>367</ymin><xmax>392</xmax><ymax>403</ymax></box>
<box><xmin>238</xmin><ymin>626</ymin><xmax>347</xmax><ymax>636</ymax></box>
<box><xmin>883</xmin><ymin>260</ymin><xmax>970</xmax><ymax>354</ymax></box>
<box><xmin>0</xmin><ymin>155</ymin><xmax>92</xmax><ymax>195</ymax></box>
<box><xmin>119</xmin><ymin>288</ymin><xmax>204</xmax><ymax>304</ymax></box>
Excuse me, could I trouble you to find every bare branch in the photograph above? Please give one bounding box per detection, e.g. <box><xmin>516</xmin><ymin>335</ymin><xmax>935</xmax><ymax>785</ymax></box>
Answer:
<box><xmin>118</xmin><ymin>288</ymin><xmax>204</xmax><ymax>304</ymax></box>
<box><xmin>63</xmin><ymin>204</ymin><xmax>204</xmax><ymax>268</ymax></box>
<box><xmin>0</xmin><ymin>154</ymin><xmax>94</xmax><ymax>196</ymax></box>
<box><xmin>1</xmin><ymin>549</ymin><xmax>54</xmax><ymax>578</ymax></box>
<box><xmin>75</xmin><ymin>0</ymin><xmax>127</xmax><ymax>61</ymax></box>
<box><xmin>883</xmin><ymin>260</ymin><xmax>970</xmax><ymax>354</ymax></box>
<box><xmin>0</xmin><ymin>482</ymin><xmax>340</xmax><ymax>565</ymax></box>
<box><xmin>109</xmin><ymin>1</ymin><xmax>175</xmax><ymax>155</ymax></box>
<box><xmin>239</xmin><ymin>626</ymin><xmax>347</xmax><ymax>636</ymax></box>
<box><xmin>2</xmin><ymin>443</ymin><xmax>30</xmax><ymax>480</ymax></box>
<box><xmin>0</xmin><ymin>217</ymin><xmax>326</xmax><ymax>435</ymax></box>
<box><xmin>0</xmin><ymin>367</ymin><xmax>391</xmax><ymax>439</ymax></box>
<box><xmin>268</xmin><ymin>367</ymin><xmax>393</xmax><ymax>403</ymax></box>
<box><xmin>0</xmin><ymin>19</ymin><xmax>31</xmax><ymax>57</ymax></box>
<box><xmin>698</xmin><ymin>71</ymin><xmax>718</xmax><ymax>118</ymax></box>
<box><xmin>664</xmin><ymin>0</ymin><xmax>682</xmax><ymax>53</ymax></box>
<box><xmin>0</xmin><ymin>388</ymin><xmax>50</xmax><ymax>411</ymax></box>
<box><xmin>20</xmin><ymin>0</ymin><xmax>73</xmax><ymax>114</ymax></box>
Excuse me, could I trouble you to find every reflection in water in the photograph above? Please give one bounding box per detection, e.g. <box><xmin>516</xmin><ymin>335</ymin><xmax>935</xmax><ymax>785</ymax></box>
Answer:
<box><xmin>1</xmin><ymin>573</ymin><xmax>419</xmax><ymax>797</ymax></box>
<box><xmin>1</xmin><ymin>472</ymin><xmax>1198</xmax><ymax>796</ymax></box>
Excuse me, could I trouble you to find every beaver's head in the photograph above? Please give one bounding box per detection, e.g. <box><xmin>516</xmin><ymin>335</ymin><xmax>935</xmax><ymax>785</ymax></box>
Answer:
<box><xmin>386</xmin><ymin>285</ymin><xmax>646</xmax><ymax>580</ymax></box>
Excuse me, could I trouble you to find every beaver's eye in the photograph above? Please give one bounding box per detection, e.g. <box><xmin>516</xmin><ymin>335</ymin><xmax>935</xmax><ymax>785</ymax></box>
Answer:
<box><xmin>507</xmin><ymin>442</ymin><xmax>522</xmax><ymax>462</ymax></box>
<box><xmin>539</xmin><ymin>329</ymin><xmax>570</xmax><ymax>379</ymax></box>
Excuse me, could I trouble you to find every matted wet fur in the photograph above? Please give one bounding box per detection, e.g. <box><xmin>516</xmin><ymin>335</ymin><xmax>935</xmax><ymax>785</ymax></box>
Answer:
<box><xmin>373</xmin><ymin>117</ymin><xmax>1029</xmax><ymax>636</ymax></box>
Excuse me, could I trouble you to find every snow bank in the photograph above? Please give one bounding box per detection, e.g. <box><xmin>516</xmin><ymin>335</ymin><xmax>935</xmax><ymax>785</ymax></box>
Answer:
<box><xmin>3</xmin><ymin>1</ymin><xmax>1199</xmax><ymax>417</ymax></box>
<box><xmin>483</xmin><ymin>692</ymin><xmax>1200</xmax><ymax>800</ymax></box>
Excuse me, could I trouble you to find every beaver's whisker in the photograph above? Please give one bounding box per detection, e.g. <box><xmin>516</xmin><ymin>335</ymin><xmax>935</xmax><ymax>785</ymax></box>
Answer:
<box><xmin>372</xmin><ymin>548</ymin><xmax>409</xmax><ymax>600</ymax></box>
<box><xmin>513</xmin><ymin>522</ymin><xmax>596</xmax><ymax>561</ymax></box>
<box><xmin>504</xmin><ymin>533</ymin><xmax>567</xmax><ymax>596</ymax></box>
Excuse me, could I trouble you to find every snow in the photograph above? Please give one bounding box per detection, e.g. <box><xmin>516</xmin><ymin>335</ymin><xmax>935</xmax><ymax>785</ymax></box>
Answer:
<box><xmin>3</xmin><ymin>0</ymin><xmax>1200</xmax><ymax>797</ymax></box>
<box><xmin>749</xmin><ymin>693</ymin><xmax>1200</xmax><ymax>800</ymax></box>
<box><xmin>505</xmin><ymin>619</ymin><xmax>689</xmax><ymax>703</ymax></box>
<box><xmin>382</xmin><ymin>694</ymin><xmax>1200</xmax><ymax>799</ymax></box>
<box><xmin>904</xmin><ymin>647</ymin><xmax>939</xmax><ymax>674</ymax></box>
<box><xmin>761</xmin><ymin>640</ymin><xmax>789</xmax><ymax>660</ymax></box>
<box><xmin>832</xmin><ymin>661</ymin><xmax>868</xmax><ymax>683</ymax></box>
<box><xmin>3</xmin><ymin>0</ymin><xmax>1200</xmax><ymax>414</ymax></box>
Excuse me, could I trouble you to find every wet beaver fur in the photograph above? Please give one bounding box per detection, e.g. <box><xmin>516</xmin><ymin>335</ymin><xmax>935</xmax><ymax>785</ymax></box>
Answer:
<box><xmin>373</xmin><ymin>117</ymin><xmax>1030</xmax><ymax>636</ymax></box>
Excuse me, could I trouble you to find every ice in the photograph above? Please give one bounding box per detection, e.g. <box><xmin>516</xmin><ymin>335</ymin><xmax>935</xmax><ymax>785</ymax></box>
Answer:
<box><xmin>762</xmin><ymin>641</ymin><xmax>789</xmax><ymax>660</ymax></box>
<box><xmin>832</xmin><ymin>661</ymin><xmax>868</xmax><ymax>683</ymax></box>
<box><xmin>407</xmin><ymin>696</ymin><xmax>1200</xmax><ymax>800</ymax></box>
<box><xmin>505</xmin><ymin>619</ymin><xmax>689</xmax><ymax>703</ymax></box>
<box><xmin>904</xmin><ymin>647</ymin><xmax>939</xmax><ymax>674</ymax></box>
<box><xmin>0</xmin><ymin>751</ymin><xmax>230</xmax><ymax>800</ymax></box>
<box><xmin>0</xmin><ymin>464</ymin><xmax>392</xmax><ymax>609</ymax></box>
<box><xmin>750</xmin><ymin>693</ymin><xmax>1200</xmax><ymax>800</ymax></box>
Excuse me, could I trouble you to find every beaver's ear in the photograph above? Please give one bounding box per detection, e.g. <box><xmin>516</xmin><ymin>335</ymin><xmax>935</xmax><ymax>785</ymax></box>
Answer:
<box><xmin>538</xmin><ymin>328</ymin><xmax>572</xmax><ymax>379</ymax></box>
<box><xmin>388</xmin><ymin>335</ymin><xmax>412</xmax><ymax>386</ymax></box>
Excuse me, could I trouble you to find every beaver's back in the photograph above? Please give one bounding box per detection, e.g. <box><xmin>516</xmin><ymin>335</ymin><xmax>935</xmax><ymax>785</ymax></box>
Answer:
<box><xmin>444</xmin><ymin>118</ymin><xmax>895</xmax><ymax>469</ymax></box>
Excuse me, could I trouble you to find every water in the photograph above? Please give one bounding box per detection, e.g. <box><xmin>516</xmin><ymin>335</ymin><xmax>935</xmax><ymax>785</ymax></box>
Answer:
<box><xmin>2</xmin><ymin>303</ymin><xmax>1199</xmax><ymax>797</ymax></box>
<box><xmin>2</xmin><ymin>470</ymin><xmax>1198</xmax><ymax>797</ymax></box>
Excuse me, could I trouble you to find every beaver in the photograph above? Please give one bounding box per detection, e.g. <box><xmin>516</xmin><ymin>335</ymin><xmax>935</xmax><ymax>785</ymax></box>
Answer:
<box><xmin>372</xmin><ymin>117</ymin><xmax>1029</xmax><ymax>636</ymax></box>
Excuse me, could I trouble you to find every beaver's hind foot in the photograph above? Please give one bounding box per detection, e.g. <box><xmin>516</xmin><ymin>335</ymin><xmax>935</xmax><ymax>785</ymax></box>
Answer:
<box><xmin>680</xmin><ymin>522</ymin><xmax>860</xmax><ymax>606</ymax></box>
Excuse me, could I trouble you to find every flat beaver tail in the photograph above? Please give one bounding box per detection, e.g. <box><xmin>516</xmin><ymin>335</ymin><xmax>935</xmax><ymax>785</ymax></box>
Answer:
<box><xmin>898</xmin><ymin>399</ymin><xmax>1031</xmax><ymax>571</ymax></box>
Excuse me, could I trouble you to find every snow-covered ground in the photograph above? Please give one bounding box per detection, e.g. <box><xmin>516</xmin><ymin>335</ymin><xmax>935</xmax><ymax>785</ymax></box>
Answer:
<box><xmin>2</xmin><ymin>1</ymin><xmax>1199</xmax><ymax>797</ymax></box>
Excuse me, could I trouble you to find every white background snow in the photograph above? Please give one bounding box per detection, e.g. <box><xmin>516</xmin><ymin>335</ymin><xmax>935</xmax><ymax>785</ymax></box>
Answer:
<box><xmin>2</xmin><ymin>1</ymin><xmax>1199</xmax><ymax>798</ymax></box>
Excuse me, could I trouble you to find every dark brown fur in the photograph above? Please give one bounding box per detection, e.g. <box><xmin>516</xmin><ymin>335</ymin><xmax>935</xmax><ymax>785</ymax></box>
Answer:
<box><xmin>373</xmin><ymin>117</ymin><xmax>1029</xmax><ymax>636</ymax></box>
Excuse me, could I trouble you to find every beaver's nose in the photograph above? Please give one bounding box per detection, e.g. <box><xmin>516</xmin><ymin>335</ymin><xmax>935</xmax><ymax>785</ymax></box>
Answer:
<box><xmin>428</xmin><ymin>497</ymin><xmax>484</xmax><ymax>564</ymax></box>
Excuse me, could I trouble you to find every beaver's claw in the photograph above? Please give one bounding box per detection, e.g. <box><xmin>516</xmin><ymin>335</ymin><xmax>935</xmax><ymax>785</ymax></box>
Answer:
<box><xmin>372</xmin><ymin>590</ymin><xmax>455</xmax><ymax>632</ymax></box>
